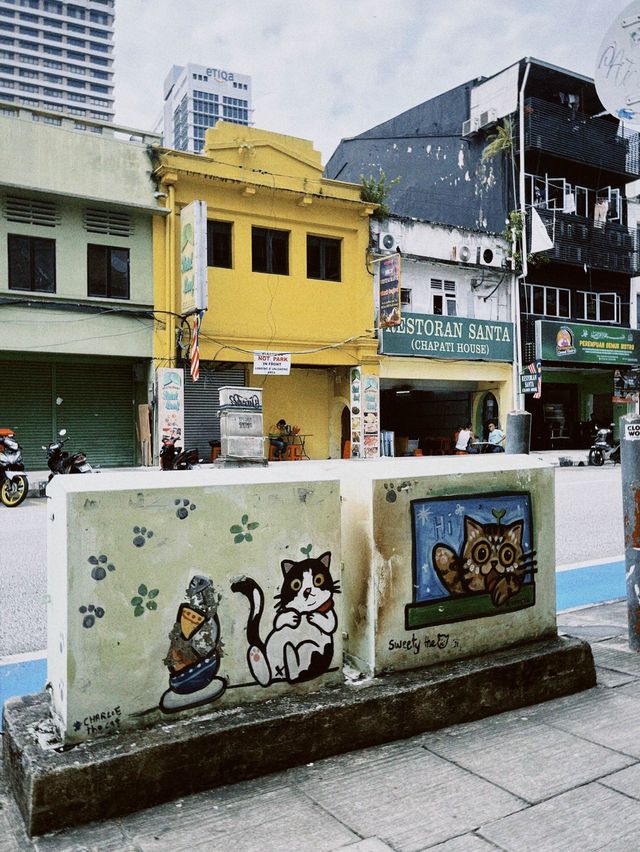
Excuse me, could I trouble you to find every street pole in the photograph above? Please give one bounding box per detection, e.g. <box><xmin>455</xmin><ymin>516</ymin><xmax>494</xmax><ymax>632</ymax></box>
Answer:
<box><xmin>505</xmin><ymin>410</ymin><xmax>531</xmax><ymax>454</ymax></box>
<box><xmin>620</xmin><ymin>412</ymin><xmax>640</xmax><ymax>650</ymax></box>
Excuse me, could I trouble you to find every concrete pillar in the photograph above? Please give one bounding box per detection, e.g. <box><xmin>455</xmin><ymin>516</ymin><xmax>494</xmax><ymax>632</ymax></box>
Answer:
<box><xmin>505</xmin><ymin>410</ymin><xmax>531</xmax><ymax>454</ymax></box>
<box><xmin>620</xmin><ymin>412</ymin><xmax>640</xmax><ymax>650</ymax></box>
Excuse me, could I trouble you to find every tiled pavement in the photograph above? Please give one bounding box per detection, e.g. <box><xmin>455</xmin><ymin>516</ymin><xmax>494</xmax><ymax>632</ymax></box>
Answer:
<box><xmin>2</xmin><ymin>600</ymin><xmax>639</xmax><ymax>852</ymax></box>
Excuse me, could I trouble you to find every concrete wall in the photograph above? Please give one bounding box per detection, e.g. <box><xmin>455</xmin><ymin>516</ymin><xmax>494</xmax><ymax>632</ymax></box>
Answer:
<box><xmin>47</xmin><ymin>467</ymin><xmax>342</xmax><ymax>744</ymax></box>
<box><xmin>46</xmin><ymin>455</ymin><xmax>555</xmax><ymax>746</ymax></box>
<box><xmin>340</xmin><ymin>456</ymin><xmax>555</xmax><ymax>675</ymax></box>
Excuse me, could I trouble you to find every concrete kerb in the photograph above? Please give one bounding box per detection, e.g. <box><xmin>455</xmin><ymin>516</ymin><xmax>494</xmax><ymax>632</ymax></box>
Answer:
<box><xmin>3</xmin><ymin>634</ymin><xmax>595</xmax><ymax>837</ymax></box>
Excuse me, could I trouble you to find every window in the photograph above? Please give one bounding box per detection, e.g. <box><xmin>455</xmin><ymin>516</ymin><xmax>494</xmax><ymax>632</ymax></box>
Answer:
<box><xmin>576</xmin><ymin>291</ymin><xmax>620</xmax><ymax>323</ymax></box>
<box><xmin>400</xmin><ymin>288</ymin><xmax>412</xmax><ymax>307</ymax></box>
<box><xmin>252</xmin><ymin>227</ymin><xmax>289</xmax><ymax>275</ymax></box>
<box><xmin>430</xmin><ymin>279</ymin><xmax>457</xmax><ymax>316</ymax></box>
<box><xmin>87</xmin><ymin>244</ymin><xmax>129</xmax><ymax>299</ymax></box>
<box><xmin>307</xmin><ymin>235</ymin><xmax>341</xmax><ymax>281</ymax></box>
<box><xmin>207</xmin><ymin>220</ymin><xmax>232</xmax><ymax>268</ymax></box>
<box><xmin>523</xmin><ymin>283</ymin><xmax>571</xmax><ymax>318</ymax></box>
<box><xmin>8</xmin><ymin>234</ymin><xmax>56</xmax><ymax>292</ymax></box>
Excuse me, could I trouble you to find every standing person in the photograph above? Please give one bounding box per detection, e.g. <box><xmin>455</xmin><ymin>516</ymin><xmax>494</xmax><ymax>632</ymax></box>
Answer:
<box><xmin>487</xmin><ymin>420</ymin><xmax>505</xmax><ymax>453</ymax></box>
<box><xmin>455</xmin><ymin>422</ymin><xmax>475</xmax><ymax>455</ymax></box>
<box><xmin>269</xmin><ymin>418</ymin><xmax>288</xmax><ymax>460</ymax></box>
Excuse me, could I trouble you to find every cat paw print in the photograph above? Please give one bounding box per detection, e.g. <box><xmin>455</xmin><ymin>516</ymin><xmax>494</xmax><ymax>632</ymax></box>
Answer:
<box><xmin>88</xmin><ymin>555</ymin><xmax>116</xmax><ymax>581</ymax></box>
<box><xmin>383</xmin><ymin>483</ymin><xmax>397</xmax><ymax>503</ymax></box>
<box><xmin>175</xmin><ymin>498</ymin><xmax>196</xmax><ymax>520</ymax></box>
<box><xmin>79</xmin><ymin>603</ymin><xmax>105</xmax><ymax>629</ymax></box>
<box><xmin>132</xmin><ymin>526</ymin><xmax>154</xmax><ymax>547</ymax></box>
<box><xmin>131</xmin><ymin>584</ymin><xmax>159</xmax><ymax>617</ymax></box>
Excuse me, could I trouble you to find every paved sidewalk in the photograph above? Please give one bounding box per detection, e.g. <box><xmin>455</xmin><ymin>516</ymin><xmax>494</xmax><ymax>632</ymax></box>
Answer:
<box><xmin>1</xmin><ymin>599</ymin><xmax>638</xmax><ymax>851</ymax></box>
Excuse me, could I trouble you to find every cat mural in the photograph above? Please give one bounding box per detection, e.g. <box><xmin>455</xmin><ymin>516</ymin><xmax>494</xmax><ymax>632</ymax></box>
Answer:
<box><xmin>433</xmin><ymin>512</ymin><xmax>536</xmax><ymax>607</ymax></box>
<box><xmin>232</xmin><ymin>552</ymin><xmax>339</xmax><ymax>686</ymax></box>
<box><xmin>406</xmin><ymin>493</ymin><xmax>537</xmax><ymax>629</ymax></box>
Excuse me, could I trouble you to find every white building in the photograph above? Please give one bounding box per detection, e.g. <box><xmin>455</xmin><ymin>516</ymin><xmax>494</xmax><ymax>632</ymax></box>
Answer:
<box><xmin>0</xmin><ymin>0</ymin><xmax>114</xmax><ymax>123</ymax></box>
<box><xmin>162</xmin><ymin>63</ymin><xmax>252</xmax><ymax>153</ymax></box>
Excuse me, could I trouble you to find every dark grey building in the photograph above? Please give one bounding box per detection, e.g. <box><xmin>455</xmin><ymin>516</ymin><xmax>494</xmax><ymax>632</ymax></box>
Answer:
<box><xmin>327</xmin><ymin>57</ymin><xmax>640</xmax><ymax>450</ymax></box>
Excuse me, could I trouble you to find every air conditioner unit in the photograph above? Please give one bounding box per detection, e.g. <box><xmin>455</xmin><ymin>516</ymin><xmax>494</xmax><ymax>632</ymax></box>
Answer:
<box><xmin>461</xmin><ymin>117</ymin><xmax>480</xmax><ymax>137</ymax></box>
<box><xmin>459</xmin><ymin>245</ymin><xmax>472</xmax><ymax>262</ymax></box>
<box><xmin>478</xmin><ymin>108</ymin><xmax>497</xmax><ymax>129</ymax></box>
<box><xmin>379</xmin><ymin>232</ymin><xmax>397</xmax><ymax>251</ymax></box>
<box><xmin>478</xmin><ymin>246</ymin><xmax>504</xmax><ymax>268</ymax></box>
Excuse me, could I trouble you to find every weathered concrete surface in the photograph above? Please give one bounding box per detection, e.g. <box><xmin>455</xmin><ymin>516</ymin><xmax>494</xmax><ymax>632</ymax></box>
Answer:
<box><xmin>3</xmin><ymin>634</ymin><xmax>594</xmax><ymax>836</ymax></box>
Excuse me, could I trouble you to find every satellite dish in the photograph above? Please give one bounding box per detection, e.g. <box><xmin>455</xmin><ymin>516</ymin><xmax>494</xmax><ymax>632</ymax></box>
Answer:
<box><xmin>595</xmin><ymin>0</ymin><xmax>640</xmax><ymax>128</ymax></box>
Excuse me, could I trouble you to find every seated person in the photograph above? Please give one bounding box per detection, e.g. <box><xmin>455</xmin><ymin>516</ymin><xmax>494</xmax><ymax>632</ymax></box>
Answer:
<box><xmin>269</xmin><ymin>418</ymin><xmax>288</xmax><ymax>459</ymax></box>
<box><xmin>487</xmin><ymin>420</ymin><xmax>505</xmax><ymax>452</ymax></box>
<box><xmin>456</xmin><ymin>422</ymin><xmax>476</xmax><ymax>454</ymax></box>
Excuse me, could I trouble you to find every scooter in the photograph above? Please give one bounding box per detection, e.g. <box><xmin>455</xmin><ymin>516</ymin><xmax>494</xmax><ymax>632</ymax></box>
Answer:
<box><xmin>159</xmin><ymin>434</ymin><xmax>201</xmax><ymax>471</ymax></box>
<box><xmin>44</xmin><ymin>429</ymin><xmax>93</xmax><ymax>479</ymax></box>
<box><xmin>0</xmin><ymin>428</ymin><xmax>29</xmax><ymax>507</ymax></box>
<box><xmin>588</xmin><ymin>426</ymin><xmax>620</xmax><ymax>466</ymax></box>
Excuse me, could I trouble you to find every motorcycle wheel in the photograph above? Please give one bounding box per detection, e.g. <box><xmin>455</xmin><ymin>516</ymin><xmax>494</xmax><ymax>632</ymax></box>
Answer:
<box><xmin>588</xmin><ymin>448</ymin><xmax>605</xmax><ymax>467</ymax></box>
<box><xmin>0</xmin><ymin>474</ymin><xmax>28</xmax><ymax>507</ymax></box>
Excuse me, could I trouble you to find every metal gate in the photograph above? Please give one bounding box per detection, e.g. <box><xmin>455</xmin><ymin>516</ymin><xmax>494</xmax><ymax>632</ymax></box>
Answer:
<box><xmin>183</xmin><ymin>364</ymin><xmax>246</xmax><ymax>455</ymax></box>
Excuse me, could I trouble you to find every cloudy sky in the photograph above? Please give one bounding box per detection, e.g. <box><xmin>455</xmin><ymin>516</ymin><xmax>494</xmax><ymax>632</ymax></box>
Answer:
<box><xmin>114</xmin><ymin>0</ymin><xmax>629</xmax><ymax>163</ymax></box>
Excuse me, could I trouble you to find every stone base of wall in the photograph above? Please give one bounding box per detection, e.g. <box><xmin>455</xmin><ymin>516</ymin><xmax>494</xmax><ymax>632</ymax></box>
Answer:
<box><xmin>3</xmin><ymin>635</ymin><xmax>595</xmax><ymax>837</ymax></box>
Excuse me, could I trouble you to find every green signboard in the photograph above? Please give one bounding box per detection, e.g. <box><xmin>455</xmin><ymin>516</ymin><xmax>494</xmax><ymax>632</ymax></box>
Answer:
<box><xmin>535</xmin><ymin>320</ymin><xmax>640</xmax><ymax>366</ymax></box>
<box><xmin>381</xmin><ymin>313</ymin><xmax>513</xmax><ymax>361</ymax></box>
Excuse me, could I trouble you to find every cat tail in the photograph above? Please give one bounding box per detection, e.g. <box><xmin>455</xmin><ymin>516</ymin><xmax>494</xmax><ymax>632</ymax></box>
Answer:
<box><xmin>230</xmin><ymin>576</ymin><xmax>265</xmax><ymax>650</ymax></box>
<box><xmin>432</xmin><ymin>544</ymin><xmax>465</xmax><ymax>595</ymax></box>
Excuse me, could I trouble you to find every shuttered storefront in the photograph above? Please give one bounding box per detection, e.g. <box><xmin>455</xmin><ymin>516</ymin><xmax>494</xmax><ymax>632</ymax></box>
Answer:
<box><xmin>183</xmin><ymin>365</ymin><xmax>246</xmax><ymax>454</ymax></box>
<box><xmin>0</xmin><ymin>359</ymin><xmax>136</xmax><ymax>469</ymax></box>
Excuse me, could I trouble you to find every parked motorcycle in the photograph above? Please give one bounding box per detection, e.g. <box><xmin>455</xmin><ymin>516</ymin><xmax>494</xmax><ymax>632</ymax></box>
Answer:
<box><xmin>0</xmin><ymin>428</ymin><xmax>29</xmax><ymax>507</ymax></box>
<box><xmin>588</xmin><ymin>426</ymin><xmax>620</xmax><ymax>466</ymax></box>
<box><xmin>44</xmin><ymin>429</ymin><xmax>93</xmax><ymax>479</ymax></box>
<box><xmin>159</xmin><ymin>434</ymin><xmax>201</xmax><ymax>471</ymax></box>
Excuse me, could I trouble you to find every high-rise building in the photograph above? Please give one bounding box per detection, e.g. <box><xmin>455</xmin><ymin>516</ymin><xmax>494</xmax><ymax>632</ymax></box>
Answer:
<box><xmin>0</xmin><ymin>0</ymin><xmax>114</xmax><ymax>122</ymax></box>
<box><xmin>162</xmin><ymin>63</ymin><xmax>252</xmax><ymax>153</ymax></box>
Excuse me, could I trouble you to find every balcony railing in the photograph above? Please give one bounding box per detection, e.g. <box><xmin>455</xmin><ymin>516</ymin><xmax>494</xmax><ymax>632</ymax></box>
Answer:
<box><xmin>534</xmin><ymin>208</ymin><xmax>640</xmax><ymax>275</ymax></box>
<box><xmin>521</xmin><ymin>97</ymin><xmax>640</xmax><ymax>179</ymax></box>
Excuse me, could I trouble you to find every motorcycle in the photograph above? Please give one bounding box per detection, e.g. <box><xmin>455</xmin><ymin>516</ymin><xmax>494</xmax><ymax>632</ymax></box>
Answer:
<box><xmin>588</xmin><ymin>426</ymin><xmax>620</xmax><ymax>466</ymax></box>
<box><xmin>0</xmin><ymin>428</ymin><xmax>29</xmax><ymax>507</ymax></box>
<box><xmin>44</xmin><ymin>429</ymin><xmax>93</xmax><ymax>479</ymax></box>
<box><xmin>159</xmin><ymin>434</ymin><xmax>201</xmax><ymax>471</ymax></box>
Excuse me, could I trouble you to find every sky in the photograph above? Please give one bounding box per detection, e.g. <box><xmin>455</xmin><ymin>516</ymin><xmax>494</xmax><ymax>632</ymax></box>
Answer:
<box><xmin>114</xmin><ymin>0</ymin><xmax>631</xmax><ymax>164</ymax></box>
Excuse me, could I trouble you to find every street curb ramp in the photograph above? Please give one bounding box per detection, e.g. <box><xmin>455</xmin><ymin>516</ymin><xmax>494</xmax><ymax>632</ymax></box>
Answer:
<box><xmin>3</xmin><ymin>634</ymin><xmax>595</xmax><ymax>837</ymax></box>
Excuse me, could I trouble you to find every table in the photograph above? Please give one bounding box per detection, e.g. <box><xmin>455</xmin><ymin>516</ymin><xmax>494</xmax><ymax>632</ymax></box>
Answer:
<box><xmin>469</xmin><ymin>441</ymin><xmax>502</xmax><ymax>454</ymax></box>
<box><xmin>284</xmin><ymin>433</ymin><xmax>313</xmax><ymax>459</ymax></box>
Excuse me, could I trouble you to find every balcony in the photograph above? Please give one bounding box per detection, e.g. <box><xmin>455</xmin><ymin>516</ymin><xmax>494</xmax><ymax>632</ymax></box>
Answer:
<box><xmin>534</xmin><ymin>208</ymin><xmax>640</xmax><ymax>275</ymax></box>
<box><xmin>522</xmin><ymin>97</ymin><xmax>640</xmax><ymax>179</ymax></box>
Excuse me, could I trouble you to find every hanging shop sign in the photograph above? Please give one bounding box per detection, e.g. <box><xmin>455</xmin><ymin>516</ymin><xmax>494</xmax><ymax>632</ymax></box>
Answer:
<box><xmin>535</xmin><ymin>320</ymin><xmax>640</xmax><ymax>366</ymax></box>
<box><xmin>381</xmin><ymin>313</ymin><xmax>513</xmax><ymax>361</ymax></box>
<box><xmin>613</xmin><ymin>369</ymin><xmax>640</xmax><ymax>403</ymax></box>
<box><xmin>253</xmin><ymin>351</ymin><xmax>291</xmax><ymax>376</ymax></box>
<box><xmin>156</xmin><ymin>367</ymin><xmax>184</xmax><ymax>444</ymax></box>
<box><xmin>379</xmin><ymin>254</ymin><xmax>401</xmax><ymax>328</ymax></box>
<box><xmin>180</xmin><ymin>200</ymin><xmax>208</xmax><ymax>315</ymax></box>
<box><xmin>520</xmin><ymin>361</ymin><xmax>542</xmax><ymax>396</ymax></box>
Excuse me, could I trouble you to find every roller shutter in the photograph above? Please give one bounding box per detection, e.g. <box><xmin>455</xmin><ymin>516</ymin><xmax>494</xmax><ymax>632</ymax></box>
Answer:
<box><xmin>0</xmin><ymin>359</ymin><xmax>136</xmax><ymax>469</ymax></box>
<box><xmin>183</xmin><ymin>365</ymin><xmax>246</xmax><ymax>454</ymax></box>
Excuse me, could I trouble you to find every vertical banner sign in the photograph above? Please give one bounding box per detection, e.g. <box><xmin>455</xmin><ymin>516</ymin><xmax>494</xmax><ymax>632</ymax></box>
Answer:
<box><xmin>180</xmin><ymin>200</ymin><xmax>208</xmax><ymax>315</ymax></box>
<box><xmin>350</xmin><ymin>368</ymin><xmax>381</xmax><ymax>458</ymax></box>
<box><xmin>349</xmin><ymin>367</ymin><xmax>363</xmax><ymax>458</ymax></box>
<box><xmin>519</xmin><ymin>361</ymin><xmax>542</xmax><ymax>397</ymax></box>
<box><xmin>156</xmin><ymin>367</ymin><xmax>184</xmax><ymax>444</ymax></box>
<box><xmin>379</xmin><ymin>254</ymin><xmax>401</xmax><ymax>328</ymax></box>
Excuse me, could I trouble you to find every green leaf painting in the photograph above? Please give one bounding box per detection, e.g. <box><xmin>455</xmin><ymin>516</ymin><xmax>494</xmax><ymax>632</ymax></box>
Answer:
<box><xmin>131</xmin><ymin>585</ymin><xmax>159</xmax><ymax>617</ymax></box>
<box><xmin>230</xmin><ymin>515</ymin><xmax>260</xmax><ymax>543</ymax></box>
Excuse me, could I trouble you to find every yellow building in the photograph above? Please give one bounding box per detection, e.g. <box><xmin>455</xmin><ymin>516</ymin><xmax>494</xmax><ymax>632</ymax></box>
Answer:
<box><xmin>153</xmin><ymin>122</ymin><xmax>378</xmax><ymax>459</ymax></box>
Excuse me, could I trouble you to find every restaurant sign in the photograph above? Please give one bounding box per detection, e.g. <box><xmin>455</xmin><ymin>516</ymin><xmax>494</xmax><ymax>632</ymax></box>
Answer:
<box><xmin>381</xmin><ymin>313</ymin><xmax>513</xmax><ymax>361</ymax></box>
<box><xmin>535</xmin><ymin>320</ymin><xmax>640</xmax><ymax>366</ymax></box>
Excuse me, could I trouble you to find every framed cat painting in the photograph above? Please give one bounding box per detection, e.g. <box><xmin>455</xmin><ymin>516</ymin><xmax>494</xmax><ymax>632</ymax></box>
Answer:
<box><xmin>405</xmin><ymin>491</ymin><xmax>537</xmax><ymax>629</ymax></box>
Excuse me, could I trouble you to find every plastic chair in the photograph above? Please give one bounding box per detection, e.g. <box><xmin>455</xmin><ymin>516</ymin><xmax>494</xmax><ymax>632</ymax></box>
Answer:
<box><xmin>284</xmin><ymin>444</ymin><xmax>303</xmax><ymax>461</ymax></box>
<box><xmin>342</xmin><ymin>440</ymin><xmax>351</xmax><ymax>459</ymax></box>
<box><xmin>268</xmin><ymin>444</ymin><xmax>282</xmax><ymax>461</ymax></box>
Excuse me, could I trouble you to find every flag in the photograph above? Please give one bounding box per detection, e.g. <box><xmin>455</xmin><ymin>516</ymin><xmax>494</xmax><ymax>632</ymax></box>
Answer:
<box><xmin>528</xmin><ymin>360</ymin><xmax>542</xmax><ymax>398</ymax></box>
<box><xmin>190</xmin><ymin>310</ymin><xmax>203</xmax><ymax>383</ymax></box>
<box><xmin>530</xmin><ymin>207</ymin><xmax>554</xmax><ymax>254</ymax></box>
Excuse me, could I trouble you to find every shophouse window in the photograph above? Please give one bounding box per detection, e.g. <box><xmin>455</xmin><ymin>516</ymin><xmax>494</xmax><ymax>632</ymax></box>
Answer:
<box><xmin>431</xmin><ymin>279</ymin><xmax>457</xmax><ymax>316</ymax></box>
<box><xmin>307</xmin><ymin>235</ymin><xmax>341</xmax><ymax>281</ymax></box>
<box><xmin>207</xmin><ymin>220</ymin><xmax>232</xmax><ymax>268</ymax></box>
<box><xmin>577</xmin><ymin>291</ymin><xmax>620</xmax><ymax>323</ymax></box>
<box><xmin>252</xmin><ymin>227</ymin><xmax>289</xmax><ymax>275</ymax></box>
<box><xmin>87</xmin><ymin>244</ymin><xmax>129</xmax><ymax>299</ymax></box>
<box><xmin>8</xmin><ymin>234</ymin><xmax>56</xmax><ymax>292</ymax></box>
<box><xmin>400</xmin><ymin>288</ymin><xmax>412</xmax><ymax>308</ymax></box>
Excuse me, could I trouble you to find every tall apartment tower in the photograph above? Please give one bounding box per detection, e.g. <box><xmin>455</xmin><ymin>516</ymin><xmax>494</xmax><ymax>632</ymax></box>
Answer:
<box><xmin>0</xmin><ymin>0</ymin><xmax>114</xmax><ymax>122</ymax></box>
<box><xmin>162</xmin><ymin>63</ymin><xmax>252</xmax><ymax>153</ymax></box>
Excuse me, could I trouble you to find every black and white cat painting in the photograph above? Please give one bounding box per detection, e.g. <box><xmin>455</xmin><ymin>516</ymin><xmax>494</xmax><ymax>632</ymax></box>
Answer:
<box><xmin>231</xmin><ymin>552</ymin><xmax>339</xmax><ymax>686</ymax></box>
